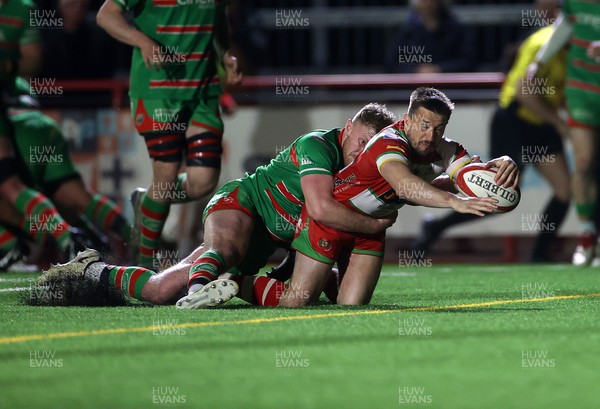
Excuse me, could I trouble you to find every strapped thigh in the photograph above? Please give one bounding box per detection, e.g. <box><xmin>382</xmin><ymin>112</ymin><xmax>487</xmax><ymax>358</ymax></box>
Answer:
<box><xmin>185</xmin><ymin>131</ymin><xmax>223</xmax><ymax>168</ymax></box>
<box><xmin>143</xmin><ymin>133</ymin><xmax>185</xmax><ymax>163</ymax></box>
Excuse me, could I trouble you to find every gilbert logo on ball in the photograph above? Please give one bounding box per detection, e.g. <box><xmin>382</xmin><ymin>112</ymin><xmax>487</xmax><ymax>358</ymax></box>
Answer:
<box><xmin>455</xmin><ymin>163</ymin><xmax>520</xmax><ymax>213</ymax></box>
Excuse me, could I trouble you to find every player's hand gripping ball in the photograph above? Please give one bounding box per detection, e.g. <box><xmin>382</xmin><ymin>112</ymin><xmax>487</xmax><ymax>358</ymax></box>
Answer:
<box><xmin>455</xmin><ymin>163</ymin><xmax>520</xmax><ymax>213</ymax></box>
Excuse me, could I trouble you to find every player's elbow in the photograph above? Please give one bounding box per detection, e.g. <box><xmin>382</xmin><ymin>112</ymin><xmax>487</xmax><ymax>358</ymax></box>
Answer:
<box><xmin>96</xmin><ymin>5</ymin><xmax>112</xmax><ymax>30</ymax></box>
<box><xmin>96</xmin><ymin>10</ymin><xmax>106</xmax><ymax>29</ymax></box>
<box><xmin>305</xmin><ymin>199</ymin><xmax>330</xmax><ymax>223</ymax></box>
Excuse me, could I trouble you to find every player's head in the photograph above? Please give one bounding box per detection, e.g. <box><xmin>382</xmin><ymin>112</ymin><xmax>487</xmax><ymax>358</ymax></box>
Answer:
<box><xmin>342</xmin><ymin>103</ymin><xmax>396</xmax><ymax>165</ymax></box>
<box><xmin>404</xmin><ymin>87</ymin><xmax>454</xmax><ymax>157</ymax></box>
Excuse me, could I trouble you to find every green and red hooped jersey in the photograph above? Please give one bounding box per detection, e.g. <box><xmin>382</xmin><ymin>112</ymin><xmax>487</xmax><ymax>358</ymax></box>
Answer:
<box><xmin>0</xmin><ymin>0</ymin><xmax>38</xmax><ymax>83</ymax></box>
<box><xmin>112</xmin><ymin>0</ymin><xmax>226</xmax><ymax>100</ymax></box>
<box><xmin>246</xmin><ymin>128</ymin><xmax>345</xmax><ymax>244</ymax></box>
<box><xmin>562</xmin><ymin>0</ymin><xmax>600</xmax><ymax>91</ymax></box>
<box><xmin>331</xmin><ymin>120</ymin><xmax>472</xmax><ymax>218</ymax></box>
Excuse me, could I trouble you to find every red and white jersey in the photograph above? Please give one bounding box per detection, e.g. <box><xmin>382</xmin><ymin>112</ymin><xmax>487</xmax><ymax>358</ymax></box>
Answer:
<box><xmin>332</xmin><ymin>120</ymin><xmax>471</xmax><ymax>217</ymax></box>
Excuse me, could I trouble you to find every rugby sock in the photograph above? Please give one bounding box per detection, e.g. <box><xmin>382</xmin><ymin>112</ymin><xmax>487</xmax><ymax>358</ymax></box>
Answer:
<box><xmin>531</xmin><ymin>197</ymin><xmax>569</xmax><ymax>261</ymax></box>
<box><xmin>85</xmin><ymin>193</ymin><xmax>131</xmax><ymax>241</ymax></box>
<box><xmin>187</xmin><ymin>250</ymin><xmax>226</xmax><ymax>291</ymax></box>
<box><xmin>16</xmin><ymin>188</ymin><xmax>72</xmax><ymax>249</ymax></box>
<box><xmin>174</xmin><ymin>173</ymin><xmax>192</xmax><ymax>203</ymax></box>
<box><xmin>0</xmin><ymin>226</ymin><xmax>17</xmax><ymax>251</ymax></box>
<box><xmin>576</xmin><ymin>201</ymin><xmax>597</xmax><ymax>235</ymax></box>
<box><xmin>231</xmin><ymin>275</ymin><xmax>286</xmax><ymax>307</ymax></box>
<box><xmin>92</xmin><ymin>263</ymin><xmax>156</xmax><ymax>301</ymax></box>
<box><xmin>139</xmin><ymin>193</ymin><xmax>170</xmax><ymax>268</ymax></box>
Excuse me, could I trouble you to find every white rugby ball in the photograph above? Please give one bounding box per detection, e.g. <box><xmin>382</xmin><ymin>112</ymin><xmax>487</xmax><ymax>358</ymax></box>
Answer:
<box><xmin>455</xmin><ymin>163</ymin><xmax>520</xmax><ymax>213</ymax></box>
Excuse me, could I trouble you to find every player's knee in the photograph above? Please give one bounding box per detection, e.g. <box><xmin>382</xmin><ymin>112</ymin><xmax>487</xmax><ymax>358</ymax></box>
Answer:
<box><xmin>554</xmin><ymin>184</ymin><xmax>571</xmax><ymax>203</ymax></box>
<box><xmin>337</xmin><ymin>293</ymin><xmax>370</xmax><ymax>306</ymax></box>
<box><xmin>573</xmin><ymin>151</ymin><xmax>595</xmax><ymax>176</ymax></box>
<box><xmin>185</xmin><ymin>175</ymin><xmax>219</xmax><ymax>199</ymax></box>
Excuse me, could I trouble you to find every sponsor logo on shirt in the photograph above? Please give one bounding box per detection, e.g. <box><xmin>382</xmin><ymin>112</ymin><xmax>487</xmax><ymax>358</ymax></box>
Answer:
<box><xmin>333</xmin><ymin>173</ymin><xmax>357</xmax><ymax>188</ymax></box>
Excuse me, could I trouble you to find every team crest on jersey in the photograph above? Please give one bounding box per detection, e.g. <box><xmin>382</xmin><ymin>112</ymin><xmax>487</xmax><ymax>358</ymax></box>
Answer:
<box><xmin>136</xmin><ymin>114</ymin><xmax>145</xmax><ymax>126</ymax></box>
<box><xmin>318</xmin><ymin>239</ymin><xmax>331</xmax><ymax>251</ymax></box>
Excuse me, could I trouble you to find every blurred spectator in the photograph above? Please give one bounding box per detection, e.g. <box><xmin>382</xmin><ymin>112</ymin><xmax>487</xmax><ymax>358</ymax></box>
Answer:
<box><xmin>227</xmin><ymin>1</ymin><xmax>268</xmax><ymax>75</ymax></box>
<box><xmin>41</xmin><ymin>0</ymin><xmax>128</xmax><ymax>78</ymax></box>
<box><xmin>388</xmin><ymin>0</ymin><xmax>476</xmax><ymax>73</ymax></box>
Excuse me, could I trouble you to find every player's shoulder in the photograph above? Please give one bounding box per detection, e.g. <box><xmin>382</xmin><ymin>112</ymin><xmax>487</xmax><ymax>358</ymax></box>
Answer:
<box><xmin>367</xmin><ymin>120</ymin><xmax>405</xmax><ymax>142</ymax></box>
<box><xmin>295</xmin><ymin>128</ymin><xmax>339</xmax><ymax>147</ymax></box>
<box><xmin>12</xmin><ymin>108</ymin><xmax>55</xmax><ymax>125</ymax></box>
<box><xmin>366</xmin><ymin>121</ymin><xmax>408</xmax><ymax>150</ymax></box>
<box><xmin>437</xmin><ymin>135</ymin><xmax>469</xmax><ymax>160</ymax></box>
<box><xmin>14</xmin><ymin>0</ymin><xmax>36</xmax><ymax>8</ymax></box>
<box><xmin>4</xmin><ymin>0</ymin><xmax>35</xmax><ymax>13</ymax></box>
<box><xmin>438</xmin><ymin>135</ymin><xmax>465</xmax><ymax>150</ymax></box>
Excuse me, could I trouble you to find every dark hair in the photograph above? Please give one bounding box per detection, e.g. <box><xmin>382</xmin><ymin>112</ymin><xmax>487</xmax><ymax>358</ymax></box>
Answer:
<box><xmin>407</xmin><ymin>87</ymin><xmax>454</xmax><ymax>119</ymax></box>
<box><xmin>352</xmin><ymin>103</ymin><xmax>397</xmax><ymax>132</ymax></box>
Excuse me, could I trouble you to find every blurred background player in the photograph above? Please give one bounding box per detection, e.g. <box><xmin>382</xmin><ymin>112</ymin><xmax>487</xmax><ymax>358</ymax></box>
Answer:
<box><xmin>0</xmin><ymin>0</ymin><xmax>85</xmax><ymax>264</ymax></box>
<box><xmin>413</xmin><ymin>20</ymin><xmax>571</xmax><ymax>263</ymax></box>
<box><xmin>97</xmin><ymin>0</ymin><xmax>242</xmax><ymax>268</ymax></box>
<box><xmin>530</xmin><ymin>0</ymin><xmax>600</xmax><ymax>266</ymax></box>
<box><xmin>0</xmin><ymin>77</ymin><xmax>131</xmax><ymax>268</ymax></box>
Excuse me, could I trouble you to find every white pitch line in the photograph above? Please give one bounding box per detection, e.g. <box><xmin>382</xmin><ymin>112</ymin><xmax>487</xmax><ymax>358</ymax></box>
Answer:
<box><xmin>381</xmin><ymin>272</ymin><xmax>417</xmax><ymax>277</ymax></box>
<box><xmin>0</xmin><ymin>287</ymin><xmax>30</xmax><ymax>292</ymax></box>
<box><xmin>0</xmin><ymin>278</ymin><xmax>34</xmax><ymax>283</ymax></box>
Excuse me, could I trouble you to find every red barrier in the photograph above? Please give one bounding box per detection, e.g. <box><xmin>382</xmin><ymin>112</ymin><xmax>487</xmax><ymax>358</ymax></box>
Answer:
<box><xmin>56</xmin><ymin>72</ymin><xmax>505</xmax><ymax>109</ymax></box>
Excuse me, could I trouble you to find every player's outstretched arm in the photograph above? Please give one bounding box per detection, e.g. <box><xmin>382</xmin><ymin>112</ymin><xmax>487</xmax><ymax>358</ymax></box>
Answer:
<box><xmin>379</xmin><ymin>160</ymin><xmax>497</xmax><ymax>217</ymax></box>
<box><xmin>96</xmin><ymin>1</ymin><xmax>162</xmax><ymax>70</ymax></box>
<box><xmin>301</xmin><ymin>174</ymin><xmax>395</xmax><ymax>235</ymax></box>
<box><xmin>528</xmin><ymin>13</ymin><xmax>572</xmax><ymax>78</ymax></box>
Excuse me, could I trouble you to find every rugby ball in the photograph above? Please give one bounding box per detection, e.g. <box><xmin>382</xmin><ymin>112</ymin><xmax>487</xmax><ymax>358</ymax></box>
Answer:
<box><xmin>455</xmin><ymin>163</ymin><xmax>520</xmax><ymax>213</ymax></box>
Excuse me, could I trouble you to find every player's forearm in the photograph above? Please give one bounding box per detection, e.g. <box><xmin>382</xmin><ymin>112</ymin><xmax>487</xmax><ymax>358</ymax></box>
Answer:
<box><xmin>18</xmin><ymin>44</ymin><xmax>41</xmax><ymax>79</ymax></box>
<box><xmin>515</xmin><ymin>78</ymin><xmax>564</xmax><ymax>131</ymax></box>
<box><xmin>96</xmin><ymin>3</ymin><xmax>151</xmax><ymax>49</ymax></box>
<box><xmin>535</xmin><ymin>13</ymin><xmax>572</xmax><ymax>64</ymax></box>
<box><xmin>306</xmin><ymin>199</ymin><xmax>382</xmax><ymax>234</ymax></box>
<box><xmin>394</xmin><ymin>171</ymin><xmax>460</xmax><ymax>210</ymax></box>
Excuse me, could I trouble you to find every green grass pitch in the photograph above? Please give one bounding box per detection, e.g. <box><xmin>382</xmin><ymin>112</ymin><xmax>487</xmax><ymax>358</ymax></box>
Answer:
<box><xmin>1</xmin><ymin>264</ymin><xmax>599</xmax><ymax>409</ymax></box>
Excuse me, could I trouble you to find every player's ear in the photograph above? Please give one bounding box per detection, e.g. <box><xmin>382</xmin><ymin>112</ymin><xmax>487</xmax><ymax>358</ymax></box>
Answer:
<box><xmin>344</xmin><ymin>119</ymin><xmax>353</xmax><ymax>133</ymax></box>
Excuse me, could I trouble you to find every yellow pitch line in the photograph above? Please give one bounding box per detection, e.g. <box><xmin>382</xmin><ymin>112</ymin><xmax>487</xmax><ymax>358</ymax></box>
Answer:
<box><xmin>1</xmin><ymin>292</ymin><xmax>599</xmax><ymax>345</ymax></box>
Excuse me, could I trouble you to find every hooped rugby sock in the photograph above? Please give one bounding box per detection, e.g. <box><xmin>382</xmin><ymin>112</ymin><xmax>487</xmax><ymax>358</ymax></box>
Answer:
<box><xmin>531</xmin><ymin>197</ymin><xmax>569</xmax><ymax>260</ymax></box>
<box><xmin>95</xmin><ymin>264</ymin><xmax>156</xmax><ymax>301</ymax></box>
<box><xmin>187</xmin><ymin>250</ymin><xmax>226</xmax><ymax>291</ymax></box>
<box><xmin>16</xmin><ymin>188</ymin><xmax>72</xmax><ymax>249</ymax></box>
<box><xmin>231</xmin><ymin>275</ymin><xmax>286</xmax><ymax>307</ymax></box>
<box><xmin>139</xmin><ymin>193</ymin><xmax>170</xmax><ymax>267</ymax></box>
<box><xmin>0</xmin><ymin>226</ymin><xmax>17</xmax><ymax>251</ymax></box>
<box><xmin>85</xmin><ymin>193</ymin><xmax>131</xmax><ymax>241</ymax></box>
<box><xmin>576</xmin><ymin>201</ymin><xmax>597</xmax><ymax>235</ymax></box>
<box><xmin>174</xmin><ymin>173</ymin><xmax>193</xmax><ymax>203</ymax></box>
